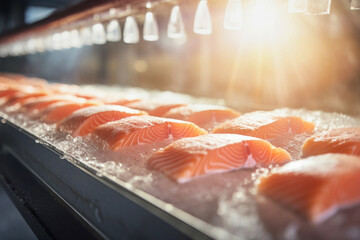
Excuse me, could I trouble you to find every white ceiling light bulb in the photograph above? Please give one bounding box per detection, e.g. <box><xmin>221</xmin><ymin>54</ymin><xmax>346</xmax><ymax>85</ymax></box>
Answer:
<box><xmin>194</xmin><ymin>0</ymin><xmax>212</xmax><ymax>34</ymax></box>
<box><xmin>29</xmin><ymin>38</ymin><xmax>37</xmax><ymax>54</ymax></box>
<box><xmin>35</xmin><ymin>37</ymin><xmax>45</xmax><ymax>53</ymax></box>
<box><xmin>45</xmin><ymin>34</ymin><xmax>53</xmax><ymax>51</ymax></box>
<box><xmin>107</xmin><ymin>20</ymin><xmax>122</xmax><ymax>42</ymax></box>
<box><xmin>70</xmin><ymin>29</ymin><xmax>82</xmax><ymax>48</ymax></box>
<box><xmin>123</xmin><ymin>16</ymin><xmax>140</xmax><ymax>44</ymax></box>
<box><xmin>167</xmin><ymin>6</ymin><xmax>186</xmax><ymax>39</ymax></box>
<box><xmin>60</xmin><ymin>31</ymin><xmax>71</xmax><ymax>49</ymax></box>
<box><xmin>92</xmin><ymin>23</ymin><xmax>106</xmax><ymax>45</ymax></box>
<box><xmin>80</xmin><ymin>27</ymin><xmax>93</xmax><ymax>46</ymax></box>
<box><xmin>306</xmin><ymin>0</ymin><xmax>331</xmax><ymax>15</ymax></box>
<box><xmin>143</xmin><ymin>12</ymin><xmax>159</xmax><ymax>41</ymax></box>
<box><xmin>224</xmin><ymin>0</ymin><xmax>243</xmax><ymax>30</ymax></box>
<box><xmin>288</xmin><ymin>0</ymin><xmax>306</xmax><ymax>13</ymax></box>
<box><xmin>12</xmin><ymin>42</ymin><xmax>20</xmax><ymax>56</ymax></box>
<box><xmin>52</xmin><ymin>33</ymin><xmax>61</xmax><ymax>50</ymax></box>
<box><xmin>351</xmin><ymin>0</ymin><xmax>360</xmax><ymax>10</ymax></box>
<box><xmin>14</xmin><ymin>41</ymin><xmax>23</xmax><ymax>55</ymax></box>
<box><xmin>0</xmin><ymin>46</ymin><xmax>7</xmax><ymax>57</ymax></box>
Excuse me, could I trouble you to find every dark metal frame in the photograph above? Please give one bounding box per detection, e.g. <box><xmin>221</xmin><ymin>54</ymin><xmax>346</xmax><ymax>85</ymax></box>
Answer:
<box><xmin>0</xmin><ymin>117</ymin><xmax>218</xmax><ymax>240</ymax></box>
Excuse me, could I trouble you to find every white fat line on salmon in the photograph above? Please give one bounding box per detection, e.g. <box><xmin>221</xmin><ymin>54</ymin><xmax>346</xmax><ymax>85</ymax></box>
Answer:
<box><xmin>167</xmin><ymin>122</ymin><xmax>174</xmax><ymax>140</ymax></box>
<box><xmin>287</xmin><ymin>118</ymin><xmax>293</xmax><ymax>134</ymax></box>
<box><xmin>244</xmin><ymin>142</ymin><xmax>256</xmax><ymax>168</ymax></box>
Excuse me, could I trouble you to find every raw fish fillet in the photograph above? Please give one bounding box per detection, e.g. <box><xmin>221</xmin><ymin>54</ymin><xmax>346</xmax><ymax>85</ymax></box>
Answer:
<box><xmin>92</xmin><ymin>115</ymin><xmax>207</xmax><ymax>151</ymax></box>
<box><xmin>0</xmin><ymin>90</ymin><xmax>23</xmax><ymax>105</ymax></box>
<box><xmin>162</xmin><ymin>104</ymin><xmax>240</xmax><ymax>131</ymax></box>
<box><xmin>4</xmin><ymin>92</ymin><xmax>51</xmax><ymax>107</ymax></box>
<box><xmin>0</xmin><ymin>89</ymin><xmax>21</xmax><ymax>99</ymax></box>
<box><xmin>50</xmin><ymin>83</ymin><xmax>100</xmax><ymax>99</ymax></box>
<box><xmin>20</xmin><ymin>95</ymin><xmax>87</xmax><ymax>114</ymax></box>
<box><xmin>125</xmin><ymin>100</ymin><xmax>186</xmax><ymax>117</ymax></box>
<box><xmin>41</xmin><ymin>101</ymin><xmax>101</xmax><ymax>123</ymax></box>
<box><xmin>212</xmin><ymin>111</ymin><xmax>315</xmax><ymax>139</ymax></box>
<box><xmin>302</xmin><ymin>128</ymin><xmax>360</xmax><ymax>157</ymax></box>
<box><xmin>0</xmin><ymin>85</ymin><xmax>38</xmax><ymax>99</ymax></box>
<box><xmin>148</xmin><ymin>134</ymin><xmax>291</xmax><ymax>183</ymax></box>
<box><xmin>0</xmin><ymin>86</ymin><xmax>42</xmax><ymax>106</ymax></box>
<box><xmin>0</xmin><ymin>76</ymin><xmax>48</xmax><ymax>88</ymax></box>
<box><xmin>103</xmin><ymin>97</ymin><xmax>141</xmax><ymax>106</ymax></box>
<box><xmin>58</xmin><ymin>105</ymin><xmax>148</xmax><ymax>136</ymax></box>
<box><xmin>257</xmin><ymin>154</ymin><xmax>360</xmax><ymax>223</ymax></box>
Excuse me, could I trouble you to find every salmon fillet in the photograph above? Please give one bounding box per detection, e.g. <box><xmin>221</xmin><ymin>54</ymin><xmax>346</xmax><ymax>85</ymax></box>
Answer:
<box><xmin>0</xmin><ymin>85</ymin><xmax>38</xmax><ymax>99</ymax></box>
<box><xmin>4</xmin><ymin>92</ymin><xmax>51</xmax><ymax>107</ymax></box>
<box><xmin>103</xmin><ymin>97</ymin><xmax>141</xmax><ymax>106</ymax></box>
<box><xmin>257</xmin><ymin>154</ymin><xmax>360</xmax><ymax>223</ymax></box>
<box><xmin>148</xmin><ymin>134</ymin><xmax>291</xmax><ymax>183</ymax></box>
<box><xmin>302</xmin><ymin>128</ymin><xmax>360</xmax><ymax>158</ymax></box>
<box><xmin>162</xmin><ymin>104</ymin><xmax>240</xmax><ymax>131</ymax></box>
<box><xmin>20</xmin><ymin>95</ymin><xmax>86</xmax><ymax>114</ymax></box>
<box><xmin>125</xmin><ymin>100</ymin><xmax>186</xmax><ymax>117</ymax></box>
<box><xmin>0</xmin><ymin>76</ymin><xmax>48</xmax><ymax>88</ymax></box>
<box><xmin>92</xmin><ymin>115</ymin><xmax>207</xmax><ymax>151</ymax></box>
<box><xmin>212</xmin><ymin>111</ymin><xmax>315</xmax><ymax>139</ymax></box>
<box><xmin>41</xmin><ymin>101</ymin><xmax>101</xmax><ymax>123</ymax></box>
<box><xmin>0</xmin><ymin>86</ymin><xmax>44</xmax><ymax>107</ymax></box>
<box><xmin>50</xmin><ymin>83</ymin><xmax>97</xmax><ymax>98</ymax></box>
<box><xmin>58</xmin><ymin>105</ymin><xmax>148</xmax><ymax>136</ymax></box>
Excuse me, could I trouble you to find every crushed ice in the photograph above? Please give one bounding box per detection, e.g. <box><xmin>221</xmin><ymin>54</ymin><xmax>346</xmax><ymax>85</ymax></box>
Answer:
<box><xmin>1</xmin><ymin>86</ymin><xmax>360</xmax><ymax>240</ymax></box>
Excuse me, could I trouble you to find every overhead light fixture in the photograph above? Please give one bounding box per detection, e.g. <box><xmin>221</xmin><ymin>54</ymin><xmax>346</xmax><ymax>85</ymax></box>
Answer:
<box><xmin>106</xmin><ymin>20</ymin><xmax>122</xmax><ymax>42</ymax></box>
<box><xmin>306</xmin><ymin>0</ymin><xmax>331</xmax><ymax>15</ymax></box>
<box><xmin>351</xmin><ymin>0</ymin><xmax>360</xmax><ymax>10</ymax></box>
<box><xmin>92</xmin><ymin>23</ymin><xmax>106</xmax><ymax>45</ymax></box>
<box><xmin>123</xmin><ymin>16</ymin><xmax>140</xmax><ymax>44</ymax></box>
<box><xmin>143</xmin><ymin>12</ymin><xmax>159</xmax><ymax>41</ymax></box>
<box><xmin>194</xmin><ymin>0</ymin><xmax>212</xmax><ymax>35</ymax></box>
<box><xmin>167</xmin><ymin>6</ymin><xmax>186</xmax><ymax>39</ymax></box>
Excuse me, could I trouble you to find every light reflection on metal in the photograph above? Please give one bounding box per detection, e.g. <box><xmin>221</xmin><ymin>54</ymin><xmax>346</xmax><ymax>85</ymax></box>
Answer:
<box><xmin>194</xmin><ymin>0</ymin><xmax>212</xmax><ymax>35</ymax></box>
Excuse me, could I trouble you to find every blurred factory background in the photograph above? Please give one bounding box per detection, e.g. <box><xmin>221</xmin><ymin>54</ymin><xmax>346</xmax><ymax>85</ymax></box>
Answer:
<box><xmin>0</xmin><ymin>0</ymin><xmax>360</xmax><ymax>115</ymax></box>
<box><xmin>0</xmin><ymin>0</ymin><xmax>79</xmax><ymax>30</ymax></box>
